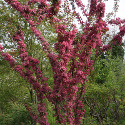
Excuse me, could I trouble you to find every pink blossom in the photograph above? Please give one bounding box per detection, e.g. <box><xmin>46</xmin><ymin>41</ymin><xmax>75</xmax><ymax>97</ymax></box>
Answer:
<box><xmin>0</xmin><ymin>44</ymin><xmax>3</xmax><ymax>51</ymax></box>
<box><xmin>1</xmin><ymin>52</ymin><xmax>16</xmax><ymax>67</ymax></box>
<box><xmin>72</xmin><ymin>85</ymin><xmax>78</xmax><ymax>94</ymax></box>
<box><xmin>3</xmin><ymin>0</ymin><xmax>125</xmax><ymax>124</ymax></box>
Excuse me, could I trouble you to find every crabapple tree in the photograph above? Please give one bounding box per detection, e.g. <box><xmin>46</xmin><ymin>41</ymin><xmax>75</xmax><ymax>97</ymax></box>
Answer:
<box><xmin>0</xmin><ymin>0</ymin><xmax>125</xmax><ymax>125</ymax></box>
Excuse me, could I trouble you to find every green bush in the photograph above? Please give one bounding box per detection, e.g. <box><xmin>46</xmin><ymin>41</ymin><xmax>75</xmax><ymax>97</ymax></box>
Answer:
<box><xmin>82</xmin><ymin>57</ymin><xmax>125</xmax><ymax>125</ymax></box>
<box><xmin>0</xmin><ymin>104</ymin><xmax>34</xmax><ymax>125</ymax></box>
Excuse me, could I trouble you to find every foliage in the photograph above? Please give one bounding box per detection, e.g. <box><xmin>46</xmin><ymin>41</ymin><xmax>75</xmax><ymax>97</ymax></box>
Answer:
<box><xmin>111</xmin><ymin>43</ymin><xmax>124</xmax><ymax>61</ymax></box>
<box><xmin>0</xmin><ymin>103</ymin><xmax>34</xmax><ymax>125</ymax></box>
<box><xmin>83</xmin><ymin>56</ymin><xmax>125</xmax><ymax>125</ymax></box>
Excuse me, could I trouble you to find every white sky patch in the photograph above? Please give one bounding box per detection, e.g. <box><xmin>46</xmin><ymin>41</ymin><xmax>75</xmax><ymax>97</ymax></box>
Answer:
<box><xmin>73</xmin><ymin>0</ymin><xmax>125</xmax><ymax>27</ymax></box>
<box><xmin>105</xmin><ymin>0</ymin><xmax>125</xmax><ymax>19</ymax></box>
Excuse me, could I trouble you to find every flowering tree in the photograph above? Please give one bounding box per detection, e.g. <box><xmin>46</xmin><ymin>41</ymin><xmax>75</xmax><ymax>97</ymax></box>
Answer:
<box><xmin>0</xmin><ymin>0</ymin><xmax>125</xmax><ymax>124</ymax></box>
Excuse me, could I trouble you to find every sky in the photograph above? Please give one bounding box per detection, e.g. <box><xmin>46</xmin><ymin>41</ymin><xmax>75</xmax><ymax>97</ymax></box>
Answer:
<box><xmin>80</xmin><ymin>0</ymin><xmax>125</xmax><ymax>19</ymax></box>
<box><xmin>73</xmin><ymin>0</ymin><xmax>125</xmax><ymax>25</ymax></box>
<box><xmin>73</xmin><ymin>0</ymin><xmax>125</xmax><ymax>39</ymax></box>
<box><xmin>105</xmin><ymin>0</ymin><xmax>125</xmax><ymax>19</ymax></box>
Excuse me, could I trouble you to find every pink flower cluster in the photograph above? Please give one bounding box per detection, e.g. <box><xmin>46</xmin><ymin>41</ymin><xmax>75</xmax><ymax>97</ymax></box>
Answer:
<box><xmin>89</xmin><ymin>0</ymin><xmax>105</xmax><ymax>20</ymax></box>
<box><xmin>0</xmin><ymin>44</ymin><xmax>3</xmax><ymax>52</ymax></box>
<box><xmin>1</xmin><ymin>52</ymin><xmax>16</xmax><ymax>67</ymax></box>
<box><xmin>4</xmin><ymin>0</ymin><xmax>61</xmax><ymax>54</ymax></box>
<box><xmin>1</xmin><ymin>29</ymin><xmax>51</xmax><ymax>124</ymax></box>
<box><xmin>89</xmin><ymin>0</ymin><xmax>97</xmax><ymax>16</ymax></box>
<box><xmin>1</xmin><ymin>0</ymin><xmax>125</xmax><ymax>125</ymax></box>
<box><xmin>109</xmin><ymin>18</ymin><xmax>125</xmax><ymax>25</ymax></box>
